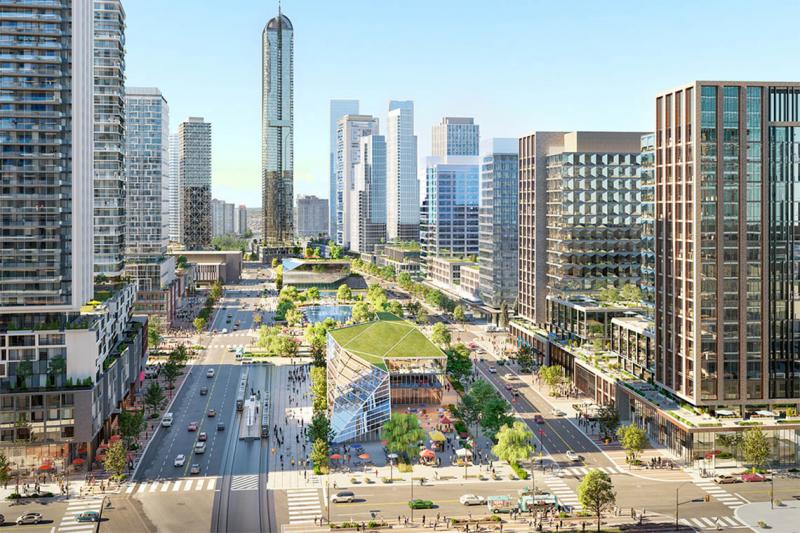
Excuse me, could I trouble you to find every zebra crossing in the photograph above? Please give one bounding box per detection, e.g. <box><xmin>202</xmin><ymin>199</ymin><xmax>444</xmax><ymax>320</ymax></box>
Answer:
<box><xmin>230</xmin><ymin>474</ymin><xmax>260</xmax><ymax>491</ymax></box>
<box><xmin>543</xmin><ymin>474</ymin><xmax>581</xmax><ymax>510</ymax></box>
<box><xmin>286</xmin><ymin>488</ymin><xmax>322</xmax><ymax>524</ymax></box>
<box><xmin>125</xmin><ymin>477</ymin><xmax>218</xmax><ymax>494</ymax></box>
<box><xmin>557</xmin><ymin>465</ymin><xmax>626</xmax><ymax>477</ymax></box>
<box><xmin>679</xmin><ymin>516</ymin><xmax>747</xmax><ymax>529</ymax></box>
<box><xmin>57</xmin><ymin>496</ymin><xmax>105</xmax><ymax>532</ymax></box>
<box><xmin>693</xmin><ymin>478</ymin><xmax>748</xmax><ymax>508</ymax></box>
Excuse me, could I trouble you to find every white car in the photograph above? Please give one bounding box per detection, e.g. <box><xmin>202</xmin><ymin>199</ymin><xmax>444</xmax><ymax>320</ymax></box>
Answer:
<box><xmin>174</xmin><ymin>454</ymin><xmax>186</xmax><ymax>467</ymax></box>
<box><xmin>551</xmin><ymin>409</ymin><xmax>566</xmax><ymax>417</ymax></box>
<box><xmin>194</xmin><ymin>441</ymin><xmax>206</xmax><ymax>454</ymax></box>
<box><xmin>459</xmin><ymin>494</ymin><xmax>486</xmax><ymax>506</ymax></box>
<box><xmin>488</xmin><ymin>366</ymin><xmax>497</xmax><ymax>373</ymax></box>
<box><xmin>221</xmin><ymin>328</ymin><xmax>228</xmax><ymax>334</ymax></box>
<box><xmin>566</xmin><ymin>450</ymin><xmax>580</xmax><ymax>462</ymax></box>
<box><xmin>206</xmin><ymin>368</ymin><xmax>215</xmax><ymax>378</ymax></box>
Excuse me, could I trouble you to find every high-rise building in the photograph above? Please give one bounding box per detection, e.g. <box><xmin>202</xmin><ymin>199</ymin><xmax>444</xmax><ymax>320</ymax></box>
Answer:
<box><xmin>655</xmin><ymin>81</ymin><xmax>800</xmax><ymax>406</ymax></box>
<box><xmin>124</xmin><ymin>87</ymin><xmax>176</xmax><ymax>318</ymax></box>
<box><xmin>93</xmin><ymin>0</ymin><xmax>126</xmax><ymax>277</ymax></box>
<box><xmin>295</xmin><ymin>195</ymin><xmax>329</xmax><ymax>239</ymax></box>
<box><xmin>516</xmin><ymin>131</ymin><xmax>646</xmax><ymax>325</ymax></box>
<box><xmin>335</xmin><ymin>115</ymin><xmax>379</xmax><ymax>247</ymax></box>
<box><xmin>235</xmin><ymin>205</ymin><xmax>248</xmax><ymax>236</ymax></box>
<box><xmin>0</xmin><ymin>0</ymin><xmax>148</xmax><ymax>471</ymax></box>
<box><xmin>351</xmin><ymin>135</ymin><xmax>387</xmax><ymax>253</ymax></box>
<box><xmin>386</xmin><ymin>100</ymin><xmax>419</xmax><ymax>242</ymax></box>
<box><xmin>639</xmin><ymin>133</ymin><xmax>656</xmax><ymax>315</ymax></box>
<box><xmin>432</xmin><ymin>117</ymin><xmax>480</xmax><ymax>157</ymax></box>
<box><xmin>421</xmin><ymin>155</ymin><xmax>480</xmax><ymax>267</ymax></box>
<box><xmin>330</xmin><ymin>100</ymin><xmax>359</xmax><ymax>238</ymax></box>
<box><xmin>178</xmin><ymin>117</ymin><xmax>212</xmax><ymax>249</ymax></box>
<box><xmin>261</xmin><ymin>8</ymin><xmax>294</xmax><ymax>244</ymax></box>
<box><xmin>168</xmin><ymin>133</ymin><xmax>180</xmax><ymax>243</ymax></box>
<box><xmin>211</xmin><ymin>199</ymin><xmax>225</xmax><ymax>238</ymax></box>
<box><xmin>478</xmin><ymin>138</ymin><xmax>519</xmax><ymax>309</ymax></box>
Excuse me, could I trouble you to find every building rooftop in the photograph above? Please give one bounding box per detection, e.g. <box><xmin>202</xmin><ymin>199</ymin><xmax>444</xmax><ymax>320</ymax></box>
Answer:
<box><xmin>329</xmin><ymin>313</ymin><xmax>445</xmax><ymax>369</ymax></box>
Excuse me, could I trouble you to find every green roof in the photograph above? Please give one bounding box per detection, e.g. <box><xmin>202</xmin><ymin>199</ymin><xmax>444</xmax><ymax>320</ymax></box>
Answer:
<box><xmin>330</xmin><ymin>314</ymin><xmax>445</xmax><ymax>369</ymax></box>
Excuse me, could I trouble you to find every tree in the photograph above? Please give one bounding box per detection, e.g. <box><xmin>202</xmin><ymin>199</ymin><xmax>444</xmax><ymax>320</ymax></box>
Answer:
<box><xmin>172</xmin><ymin>344</ymin><xmax>189</xmax><ymax>365</ymax></box>
<box><xmin>430</xmin><ymin>322</ymin><xmax>451</xmax><ymax>348</ymax></box>
<box><xmin>742</xmin><ymin>427</ymin><xmax>770</xmax><ymax>471</ymax></box>
<box><xmin>453</xmin><ymin>305</ymin><xmax>466</xmax><ymax>323</ymax></box>
<box><xmin>578</xmin><ymin>469</ymin><xmax>616</xmax><ymax>532</ymax></box>
<box><xmin>309</xmin><ymin>412</ymin><xmax>334</xmax><ymax>444</ymax></box>
<box><xmin>397</xmin><ymin>272</ymin><xmax>413</xmax><ymax>289</ymax></box>
<box><xmin>310</xmin><ymin>438</ymin><xmax>330</xmax><ymax>475</ymax></box>
<box><xmin>271</xmin><ymin>335</ymin><xmax>299</xmax><ymax>358</ymax></box>
<box><xmin>515</xmin><ymin>345</ymin><xmax>534</xmax><ymax>373</ymax></box>
<box><xmin>47</xmin><ymin>356</ymin><xmax>66</xmax><ymax>387</ymax></box>
<box><xmin>598</xmin><ymin>286</ymin><xmax>620</xmax><ymax>304</ymax></box>
<box><xmin>144</xmin><ymin>381</ymin><xmax>166</xmax><ymax>415</ymax></box>
<box><xmin>210</xmin><ymin>280</ymin><xmax>223</xmax><ymax>301</ymax></box>
<box><xmin>161</xmin><ymin>360</ymin><xmax>180</xmax><ymax>393</ymax></box>
<box><xmin>492</xmin><ymin>421</ymin><xmax>535</xmax><ymax>468</ymax></box>
<box><xmin>15</xmin><ymin>360</ymin><xmax>32</xmax><ymax>389</ymax></box>
<box><xmin>193</xmin><ymin>317</ymin><xmax>206</xmax><ymax>333</ymax></box>
<box><xmin>481</xmin><ymin>394</ymin><xmax>514</xmax><ymax>441</ymax></box>
<box><xmin>447</xmin><ymin>343</ymin><xmax>472</xmax><ymax>385</ymax></box>
<box><xmin>271</xmin><ymin>257</ymin><xmax>279</xmax><ymax>268</ymax></box>
<box><xmin>119</xmin><ymin>409</ymin><xmax>146</xmax><ymax>449</ymax></box>
<box><xmin>336</xmin><ymin>284</ymin><xmax>352</xmax><ymax>302</ymax></box>
<box><xmin>382</xmin><ymin>413</ymin><xmax>426</xmax><ymax>462</ymax></box>
<box><xmin>176</xmin><ymin>255</ymin><xmax>188</xmax><ymax>269</ymax></box>
<box><xmin>104</xmin><ymin>440</ymin><xmax>127</xmax><ymax>479</ymax></box>
<box><xmin>0</xmin><ymin>452</ymin><xmax>11</xmax><ymax>490</ymax></box>
<box><xmin>538</xmin><ymin>365</ymin><xmax>567</xmax><ymax>396</ymax></box>
<box><xmin>499</xmin><ymin>302</ymin><xmax>509</xmax><ymax>328</ymax></box>
<box><xmin>597</xmin><ymin>402</ymin><xmax>620</xmax><ymax>441</ymax></box>
<box><xmin>367</xmin><ymin>284</ymin><xmax>388</xmax><ymax>312</ymax></box>
<box><xmin>285</xmin><ymin>308</ymin><xmax>304</xmax><ymax>326</ymax></box>
<box><xmin>275</xmin><ymin>266</ymin><xmax>283</xmax><ymax>290</ymax></box>
<box><xmin>351</xmin><ymin>301</ymin><xmax>373</xmax><ymax>323</ymax></box>
<box><xmin>619</xmin><ymin>283</ymin><xmax>642</xmax><ymax>303</ymax></box>
<box><xmin>148</xmin><ymin>316</ymin><xmax>163</xmax><ymax>351</ymax></box>
<box><xmin>306</xmin><ymin>286</ymin><xmax>320</xmax><ymax>301</ymax></box>
<box><xmin>387</xmin><ymin>300</ymin><xmax>404</xmax><ymax>317</ymax></box>
<box><xmin>616</xmin><ymin>423</ymin><xmax>647</xmax><ymax>463</ymax></box>
<box><xmin>457</xmin><ymin>380</ymin><xmax>513</xmax><ymax>441</ymax></box>
<box><xmin>329</xmin><ymin>243</ymin><xmax>344</xmax><ymax>259</ymax></box>
<box><xmin>310</xmin><ymin>366</ymin><xmax>327</xmax><ymax>413</ymax></box>
<box><xmin>279</xmin><ymin>285</ymin><xmax>299</xmax><ymax>302</ymax></box>
<box><xmin>416</xmin><ymin>307</ymin><xmax>428</xmax><ymax>325</ymax></box>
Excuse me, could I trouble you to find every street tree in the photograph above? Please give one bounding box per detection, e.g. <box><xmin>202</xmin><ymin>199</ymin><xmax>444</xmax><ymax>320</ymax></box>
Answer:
<box><xmin>172</xmin><ymin>344</ymin><xmax>189</xmax><ymax>365</ymax></box>
<box><xmin>616</xmin><ymin>423</ymin><xmax>647</xmax><ymax>464</ymax></box>
<box><xmin>309</xmin><ymin>412</ymin><xmax>334</xmax><ymax>444</ymax></box>
<box><xmin>742</xmin><ymin>427</ymin><xmax>770</xmax><ymax>471</ymax></box>
<box><xmin>271</xmin><ymin>257</ymin><xmax>279</xmax><ymax>268</ymax></box>
<box><xmin>0</xmin><ymin>452</ymin><xmax>11</xmax><ymax>489</ymax></box>
<box><xmin>210</xmin><ymin>280</ymin><xmax>223</xmax><ymax>301</ymax></box>
<box><xmin>387</xmin><ymin>300</ymin><xmax>404</xmax><ymax>317</ymax></box>
<box><xmin>336</xmin><ymin>284</ymin><xmax>352</xmax><ymax>302</ymax></box>
<box><xmin>148</xmin><ymin>316</ymin><xmax>163</xmax><ymax>351</ymax></box>
<box><xmin>492</xmin><ymin>421</ymin><xmax>535</xmax><ymax>469</ymax></box>
<box><xmin>275</xmin><ymin>266</ymin><xmax>283</xmax><ymax>290</ymax></box>
<box><xmin>430</xmin><ymin>322</ymin><xmax>451</xmax><ymax>348</ymax></box>
<box><xmin>367</xmin><ymin>285</ymin><xmax>388</xmax><ymax>312</ymax></box>
<box><xmin>104</xmin><ymin>441</ymin><xmax>127</xmax><ymax>479</ymax></box>
<box><xmin>382</xmin><ymin>413</ymin><xmax>426</xmax><ymax>463</ymax></box>
<box><xmin>499</xmin><ymin>302</ymin><xmax>509</xmax><ymax>328</ymax></box>
<box><xmin>144</xmin><ymin>381</ymin><xmax>166</xmax><ymax>416</ymax></box>
<box><xmin>271</xmin><ymin>335</ymin><xmax>299</xmax><ymax>358</ymax></box>
<box><xmin>456</xmin><ymin>390</ymin><xmax>483</xmax><ymax>439</ymax></box>
<box><xmin>480</xmin><ymin>393</ymin><xmax>515</xmax><ymax>441</ymax></box>
<box><xmin>397</xmin><ymin>272</ymin><xmax>413</xmax><ymax>290</ymax></box>
<box><xmin>516</xmin><ymin>345</ymin><xmax>534</xmax><ymax>373</ymax></box>
<box><xmin>161</xmin><ymin>360</ymin><xmax>180</xmax><ymax>393</ymax></box>
<box><xmin>446</xmin><ymin>343</ymin><xmax>472</xmax><ymax>385</ymax></box>
<box><xmin>416</xmin><ymin>307</ymin><xmax>429</xmax><ymax>325</ymax></box>
<box><xmin>306</xmin><ymin>286</ymin><xmax>320</xmax><ymax>301</ymax></box>
<box><xmin>119</xmin><ymin>409</ymin><xmax>146</xmax><ymax>449</ymax></box>
<box><xmin>285</xmin><ymin>308</ymin><xmax>304</xmax><ymax>326</ymax></box>
<box><xmin>578</xmin><ymin>469</ymin><xmax>616</xmax><ymax>532</ymax></box>
<box><xmin>453</xmin><ymin>305</ymin><xmax>466</xmax><ymax>323</ymax></box>
<box><xmin>351</xmin><ymin>301</ymin><xmax>373</xmax><ymax>323</ymax></box>
<box><xmin>310</xmin><ymin>366</ymin><xmax>327</xmax><ymax>413</ymax></box>
<box><xmin>597</xmin><ymin>402</ymin><xmax>620</xmax><ymax>441</ymax></box>
<box><xmin>310</xmin><ymin>438</ymin><xmax>330</xmax><ymax>475</ymax></box>
<box><xmin>193</xmin><ymin>317</ymin><xmax>206</xmax><ymax>333</ymax></box>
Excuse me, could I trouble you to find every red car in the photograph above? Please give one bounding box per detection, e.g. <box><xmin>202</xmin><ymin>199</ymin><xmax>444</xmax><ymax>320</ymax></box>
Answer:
<box><xmin>534</xmin><ymin>414</ymin><xmax>545</xmax><ymax>424</ymax></box>
<box><xmin>504</xmin><ymin>383</ymin><xmax>513</xmax><ymax>391</ymax></box>
<box><xmin>187</xmin><ymin>422</ymin><xmax>198</xmax><ymax>432</ymax></box>
<box><xmin>741</xmin><ymin>473</ymin><xmax>769</xmax><ymax>482</ymax></box>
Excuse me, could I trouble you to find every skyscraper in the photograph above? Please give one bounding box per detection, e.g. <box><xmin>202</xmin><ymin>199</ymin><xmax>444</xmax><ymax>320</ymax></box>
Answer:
<box><xmin>387</xmin><ymin>100</ymin><xmax>419</xmax><ymax>242</ymax></box>
<box><xmin>295</xmin><ymin>195</ymin><xmax>329</xmax><ymax>239</ymax></box>
<box><xmin>262</xmin><ymin>8</ymin><xmax>294</xmax><ymax>244</ymax></box>
<box><xmin>432</xmin><ymin>117</ymin><xmax>480</xmax><ymax>157</ymax></box>
<box><xmin>351</xmin><ymin>135</ymin><xmax>387</xmax><ymax>253</ymax></box>
<box><xmin>335</xmin><ymin>115</ymin><xmax>379</xmax><ymax>247</ymax></box>
<box><xmin>93</xmin><ymin>0</ymin><xmax>126</xmax><ymax>277</ymax></box>
<box><xmin>330</xmin><ymin>100</ymin><xmax>359</xmax><ymax>238</ymax></box>
<box><xmin>178</xmin><ymin>117</ymin><xmax>212</xmax><ymax>249</ymax></box>
<box><xmin>478</xmin><ymin>138</ymin><xmax>519</xmax><ymax>309</ymax></box>
<box><xmin>168</xmin><ymin>133</ymin><xmax>180</xmax><ymax>243</ymax></box>
<box><xmin>639</xmin><ymin>133</ymin><xmax>656</xmax><ymax>315</ymax></box>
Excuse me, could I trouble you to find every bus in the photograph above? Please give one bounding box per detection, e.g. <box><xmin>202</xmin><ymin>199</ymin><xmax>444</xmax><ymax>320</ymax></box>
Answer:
<box><xmin>235</xmin><ymin>368</ymin><xmax>249</xmax><ymax>411</ymax></box>
<box><xmin>260</xmin><ymin>394</ymin><xmax>270</xmax><ymax>438</ymax></box>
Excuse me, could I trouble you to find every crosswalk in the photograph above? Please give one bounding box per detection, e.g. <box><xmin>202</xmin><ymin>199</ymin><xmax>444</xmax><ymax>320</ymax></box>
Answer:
<box><xmin>679</xmin><ymin>516</ymin><xmax>747</xmax><ymax>529</ymax></box>
<box><xmin>57</xmin><ymin>497</ymin><xmax>105</xmax><ymax>532</ymax></box>
<box><xmin>557</xmin><ymin>466</ymin><xmax>626</xmax><ymax>477</ymax></box>
<box><xmin>230</xmin><ymin>474</ymin><xmax>260</xmax><ymax>491</ymax></box>
<box><xmin>543</xmin><ymin>474</ymin><xmax>581</xmax><ymax>510</ymax></box>
<box><xmin>125</xmin><ymin>477</ymin><xmax>218</xmax><ymax>494</ymax></box>
<box><xmin>693</xmin><ymin>478</ymin><xmax>748</xmax><ymax>508</ymax></box>
<box><xmin>286</xmin><ymin>488</ymin><xmax>322</xmax><ymax>524</ymax></box>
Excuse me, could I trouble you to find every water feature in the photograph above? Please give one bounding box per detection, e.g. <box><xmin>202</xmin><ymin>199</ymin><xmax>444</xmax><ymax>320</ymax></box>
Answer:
<box><xmin>303</xmin><ymin>304</ymin><xmax>352</xmax><ymax>324</ymax></box>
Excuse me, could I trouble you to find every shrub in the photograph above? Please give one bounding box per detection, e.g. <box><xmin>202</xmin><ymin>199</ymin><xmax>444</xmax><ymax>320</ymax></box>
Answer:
<box><xmin>510</xmin><ymin>461</ymin><xmax>529</xmax><ymax>480</ymax></box>
<box><xmin>397</xmin><ymin>462</ymin><xmax>413</xmax><ymax>473</ymax></box>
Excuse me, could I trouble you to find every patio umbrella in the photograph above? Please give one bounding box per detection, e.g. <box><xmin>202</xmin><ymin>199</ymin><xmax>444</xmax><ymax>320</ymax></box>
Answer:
<box><xmin>358</xmin><ymin>453</ymin><xmax>370</xmax><ymax>460</ymax></box>
<box><xmin>429</xmin><ymin>430</ymin><xmax>446</xmax><ymax>442</ymax></box>
<box><xmin>329</xmin><ymin>453</ymin><xmax>342</xmax><ymax>460</ymax></box>
<box><xmin>419</xmin><ymin>449</ymin><xmax>435</xmax><ymax>459</ymax></box>
<box><xmin>39</xmin><ymin>464</ymin><xmax>53</xmax><ymax>471</ymax></box>
<box><xmin>439</xmin><ymin>416</ymin><xmax>452</xmax><ymax>425</ymax></box>
<box><xmin>97</xmin><ymin>443</ymin><xmax>108</xmax><ymax>450</ymax></box>
<box><xmin>95</xmin><ymin>454</ymin><xmax>106</xmax><ymax>462</ymax></box>
<box><xmin>109</xmin><ymin>434</ymin><xmax>122</xmax><ymax>442</ymax></box>
<box><xmin>455</xmin><ymin>448</ymin><xmax>472</xmax><ymax>457</ymax></box>
<box><xmin>71</xmin><ymin>458</ymin><xmax>85</xmax><ymax>466</ymax></box>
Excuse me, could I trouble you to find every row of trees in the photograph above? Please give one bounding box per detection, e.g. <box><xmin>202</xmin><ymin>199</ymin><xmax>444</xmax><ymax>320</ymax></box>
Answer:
<box><xmin>191</xmin><ymin>280</ymin><xmax>224</xmax><ymax>333</ymax></box>
<box><xmin>255</xmin><ymin>326</ymin><xmax>300</xmax><ymax>357</ymax></box>
<box><xmin>456</xmin><ymin>379</ymin><xmax>514</xmax><ymax>442</ymax></box>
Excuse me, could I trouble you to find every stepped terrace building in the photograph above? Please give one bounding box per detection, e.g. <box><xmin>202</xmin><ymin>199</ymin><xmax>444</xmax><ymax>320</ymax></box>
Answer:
<box><xmin>326</xmin><ymin>314</ymin><xmax>446</xmax><ymax>443</ymax></box>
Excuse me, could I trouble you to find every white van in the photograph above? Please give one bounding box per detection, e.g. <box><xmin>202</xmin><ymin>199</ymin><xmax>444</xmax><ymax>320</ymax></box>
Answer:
<box><xmin>161</xmin><ymin>413</ymin><xmax>174</xmax><ymax>428</ymax></box>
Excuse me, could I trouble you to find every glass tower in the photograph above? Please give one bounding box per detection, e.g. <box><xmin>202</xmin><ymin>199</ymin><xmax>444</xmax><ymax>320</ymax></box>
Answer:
<box><xmin>178</xmin><ymin>118</ymin><xmax>212</xmax><ymax>250</ymax></box>
<box><xmin>329</xmin><ymin>100</ymin><xmax>359</xmax><ymax>239</ymax></box>
<box><xmin>387</xmin><ymin>100</ymin><xmax>419</xmax><ymax>242</ymax></box>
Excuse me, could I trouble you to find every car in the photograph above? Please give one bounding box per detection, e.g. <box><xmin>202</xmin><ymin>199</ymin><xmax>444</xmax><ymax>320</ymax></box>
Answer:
<box><xmin>533</xmin><ymin>414</ymin><xmax>545</xmax><ymax>424</ymax></box>
<box><xmin>551</xmin><ymin>409</ymin><xmax>566</xmax><ymax>417</ymax></box>
<box><xmin>198</xmin><ymin>432</ymin><xmax>208</xmax><ymax>442</ymax></box>
<box><xmin>331</xmin><ymin>491</ymin><xmax>355</xmax><ymax>503</ymax></box>
<box><xmin>504</xmin><ymin>383</ymin><xmax>514</xmax><ymax>391</ymax></box>
<box><xmin>174</xmin><ymin>454</ymin><xmax>186</xmax><ymax>467</ymax></box>
<box><xmin>741</xmin><ymin>473</ymin><xmax>769</xmax><ymax>482</ymax></box>
<box><xmin>200</xmin><ymin>387</ymin><xmax>208</xmax><ymax>396</ymax></box>
<box><xmin>190</xmin><ymin>464</ymin><xmax>201</xmax><ymax>475</ymax></box>
<box><xmin>187</xmin><ymin>422</ymin><xmax>198</xmax><ymax>432</ymax></box>
<box><xmin>488</xmin><ymin>366</ymin><xmax>497</xmax><ymax>373</ymax></box>
<box><xmin>408</xmin><ymin>499</ymin><xmax>435</xmax><ymax>510</ymax></box>
<box><xmin>566</xmin><ymin>451</ymin><xmax>580</xmax><ymax>462</ymax></box>
<box><xmin>161</xmin><ymin>412</ymin><xmax>174</xmax><ymax>427</ymax></box>
<box><xmin>227</xmin><ymin>347</ymin><xmax>235</xmax><ymax>352</ymax></box>
<box><xmin>207</xmin><ymin>409</ymin><xmax>216</xmax><ymax>417</ymax></box>
<box><xmin>497</xmin><ymin>359</ymin><xmax>507</xmax><ymax>366</ymax></box>
<box><xmin>459</xmin><ymin>494</ymin><xmax>486</xmax><ymax>506</ymax></box>
<box><xmin>221</xmin><ymin>328</ymin><xmax>228</xmax><ymax>334</ymax></box>
<box><xmin>194</xmin><ymin>441</ymin><xmax>206</xmax><ymax>454</ymax></box>
<box><xmin>714</xmin><ymin>474</ymin><xmax>741</xmax><ymax>484</ymax></box>
<box><xmin>16</xmin><ymin>513</ymin><xmax>42</xmax><ymax>525</ymax></box>
<box><xmin>206</xmin><ymin>368</ymin><xmax>215</xmax><ymax>378</ymax></box>
<box><xmin>227</xmin><ymin>314</ymin><xmax>232</xmax><ymax>318</ymax></box>
<box><xmin>505</xmin><ymin>374</ymin><xmax>518</xmax><ymax>381</ymax></box>
<box><xmin>217</xmin><ymin>422</ymin><xmax>225</xmax><ymax>431</ymax></box>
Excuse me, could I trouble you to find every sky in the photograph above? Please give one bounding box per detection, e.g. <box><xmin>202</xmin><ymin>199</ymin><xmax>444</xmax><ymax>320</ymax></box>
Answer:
<box><xmin>125</xmin><ymin>0</ymin><xmax>800</xmax><ymax>206</ymax></box>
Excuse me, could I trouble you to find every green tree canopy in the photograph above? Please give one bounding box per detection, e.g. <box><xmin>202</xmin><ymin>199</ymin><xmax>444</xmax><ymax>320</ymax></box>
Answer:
<box><xmin>447</xmin><ymin>343</ymin><xmax>472</xmax><ymax>385</ymax></box>
<box><xmin>271</xmin><ymin>257</ymin><xmax>279</xmax><ymax>268</ymax></box>
<box><xmin>104</xmin><ymin>440</ymin><xmax>127</xmax><ymax>478</ymax></box>
<box><xmin>119</xmin><ymin>409</ymin><xmax>146</xmax><ymax>449</ymax></box>
<box><xmin>492</xmin><ymin>421</ymin><xmax>535</xmax><ymax>467</ymax></box>
<box><xmin>310</xmin><ymin>438</ymin><xmax>330</xmax><ymax>475</ymax></box>
<box><xmin>453</xmin><ymin>305</ymin><xmax>466</xmax><ymax>322</ymax></box>
<box><xmin>351</xmin><ymin>301</ymin><xmax>374</xmax><ymax>323</ymax></box>
<box><xmin>430</xmin><ymin>322</ymin><xmax>451</xmax><ymax>348</ymax></box>
<box><xmin>305</xmin><ymin>286</ymin><xmax>320</xmax><ymax>301</ymax></box>
<box><xmin>616</xmin><ymin>423</ymin><xmax>647</xmax><ymax>463</ymax></box>
<box><xmin>0</xmin><ymin>452</ymin><xmax>10</xmax><ymax>489</ymax></box>
<box><xmin>285</xmin><ymin>308</ymin><xmax>304</xmax><ymax>326</ymax></box>
<box><xmin>382</xmin><ymin>413</ymin><xmax>426</xmax><ymax>462</ymax></box>
<box><xmin>310</xmin><ymin>366</ymin><xmax>327</xmax><ymax>413</ymax></box>
<box><xmin>619</xmin><ymin>283</ymin><xmax>642</xmax><ymax>303</ymax></box>
<box><xmin>742</xmin><ymin>427</ymin><xmax>770</xmax><ymax>471</ymax></box>
<box><xmin>578</xmin><ymin>469</ymin><xmax>616</xmax><ymax>532</ymax></box>
<box><xmin>161</xmin><ymin>360</ymin><xmax>180</xmax><ymax>392</ymax></box>
<box><xmin>193</xmin><ymin>317</ymin><xmax>206</xmax><ymax>333</ymax></box>
<box><xmin>309</xmin><ymin>412</ymin><xmax>334</xmax><ymax>444</ymax></box>
<box><xmin>597</xmin><ymin>402</ymin><xmax>620</xmax><ymax>440</ymax></box>
<box><xmin>336</xmin><ymin>284</ymin><xmax>352</xmax><ymax>302</ymax></box>
<box><xmin>148</xmin><ymin>316</ymin><xmax>163</xmax><ymax>350</ymax></box>
<box><xmin>144</xmin><ymin>381</ymin><xmax>165</xmax><ymax>415</ymax></box>
<box><xmin>387</xmin><ymin>300</ymin><xmax>404</xmax><ymax>317</ymax></box>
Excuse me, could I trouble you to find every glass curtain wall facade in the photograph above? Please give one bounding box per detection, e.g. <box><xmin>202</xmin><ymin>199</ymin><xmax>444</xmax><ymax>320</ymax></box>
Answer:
<box><xmin>178</xmin><ymin>118</ymin><xmax>212</xmax><ymax>250</ymax></box>
<box><xmin>352</xmin><ymin>135</ymin><xmax>387</xmax><ymax>253</ymax></box>
<box><xmin>335</xmin><ymin>115</ymin><xmax>378</xmax><ymax>248</ymax></box>
<box><xmin>387</xmin><ymin>100</ymin><xmax>419</xmax><ymax>242</ymax></box>
<box><xmin>639</xmin><ymin>134</ymin><xmax>656</xmax><ymax>315</ymax></box>
<box><xmin>432</xmin><ymin>117</ymin><xmax>479</xmax><ymax>157</ymax></box>
<box><xmin>261</xmin><ymin>11</ymin><xmax>294</xmax><ymax>245</ymax></box>
<box><xmin>479</xmin><ymin>139</ymin><xmax>519</xmax><ymax>308</ymax></box>
<box><xmin>329</xmin><ymin>100</ymin><xmax>359</xmax><ymax>239</ymax></box>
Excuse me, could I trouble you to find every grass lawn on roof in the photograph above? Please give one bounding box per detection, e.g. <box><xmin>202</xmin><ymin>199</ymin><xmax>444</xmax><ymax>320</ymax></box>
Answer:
<box><xmin>331</xmin><ymin>316</ymin><xmax>444</xmax><ymax>368</ymax></box>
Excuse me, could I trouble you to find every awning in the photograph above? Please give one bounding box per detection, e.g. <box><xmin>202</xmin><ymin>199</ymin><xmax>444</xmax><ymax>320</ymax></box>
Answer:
<box><xmin>455</xmin><ymin>448</ymin><xmax>472</xmax><ymax>457</ymax></box>
<box><xmin>755</xmin><ymin>410</ymin><xmax>775</xmax><ymax>417</ymax></box>
<box><xmin>429</xmin><ymin>430</ymin><xmax>446</xmax><ymax>442</ymax></box>
<box><xmin>716</xmin><ymin>409</ymin><xmax>736</xmax><ymax>417</ymax></box>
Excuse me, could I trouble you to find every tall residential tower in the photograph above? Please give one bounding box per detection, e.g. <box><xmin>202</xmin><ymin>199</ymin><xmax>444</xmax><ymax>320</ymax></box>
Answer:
<box><xmin>335</xmin><ymin>115</ymin><xmax>379</xmax><ymax>247</ymax></box>
<box><xmin>178</xmin><ymin>117</ymin><xmax>212</xmax><ymax>249</ymax></box>
<box><xmin>387</xmin><ymin>100</ymin><xmax>419</xmax><ymax>242</ymax></box>
<box><xmin>329</xmin><ymin>100</ymin><xmax>359</xmax><ymax>238</ymax></box>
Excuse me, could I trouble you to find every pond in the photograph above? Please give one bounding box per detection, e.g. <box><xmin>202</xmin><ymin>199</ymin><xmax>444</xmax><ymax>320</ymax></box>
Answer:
<box><xmin>303</xmin><ymin>304</ymin><xmax>352</xmax><ymax>324</ymax></box>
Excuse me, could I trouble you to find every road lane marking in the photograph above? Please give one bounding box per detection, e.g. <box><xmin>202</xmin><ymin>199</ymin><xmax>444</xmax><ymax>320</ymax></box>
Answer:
<box><xmin>172</xmin><ymin>480</ymin><xmax>182</xmax><ymax>491</ymax></box>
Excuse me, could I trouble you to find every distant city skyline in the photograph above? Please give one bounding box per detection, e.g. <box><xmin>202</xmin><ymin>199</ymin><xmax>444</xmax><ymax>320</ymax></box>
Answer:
<box><xmin>124</xmin><ymin>0</ymin><xmax>800</xmax><ymax>205</ymax></box>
